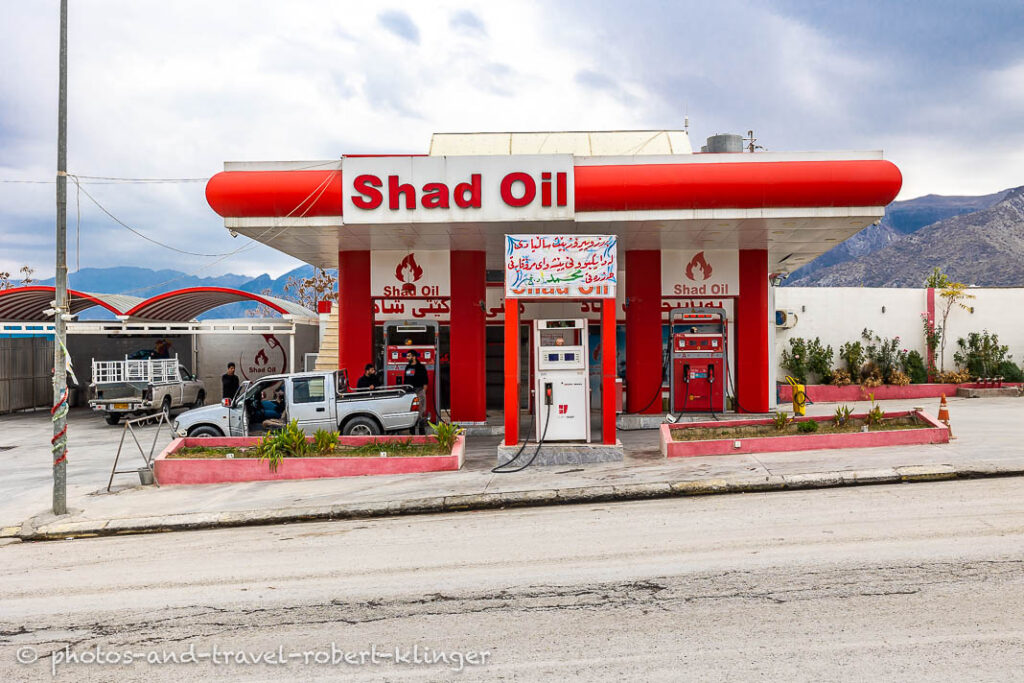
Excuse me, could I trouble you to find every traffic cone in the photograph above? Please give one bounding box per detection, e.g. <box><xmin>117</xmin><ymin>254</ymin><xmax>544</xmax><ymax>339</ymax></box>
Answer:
<box><xmin>937</xmin><ymin>394</ymin><xmax>954</xmax><ymax>438</ymax></box>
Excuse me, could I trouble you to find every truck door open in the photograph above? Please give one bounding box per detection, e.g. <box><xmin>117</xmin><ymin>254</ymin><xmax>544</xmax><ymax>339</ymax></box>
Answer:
<box><xmin>288</xmin><ymin>375</ymin><xmax>335</xmax><ymax>434</ymax></box>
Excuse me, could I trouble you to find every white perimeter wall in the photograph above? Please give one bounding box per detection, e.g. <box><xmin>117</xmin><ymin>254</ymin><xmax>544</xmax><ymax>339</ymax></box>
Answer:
<box><xmin>774</xmin><ymin>287</ymin><xmax>1024</xmax><ymax>378</ymax></box>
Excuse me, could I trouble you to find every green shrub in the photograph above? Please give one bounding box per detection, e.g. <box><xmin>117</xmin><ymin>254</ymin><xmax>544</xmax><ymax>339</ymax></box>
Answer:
<box><xmin>998</xmin><ymin>360</ymin><xmax>1024</xmax><ymax>382</ymax></box>
<box><xmin>861</xmin><ymin>329</ymin><xmax>907</xmax><ymax>383</ymax></box>
<box><xmin>954</xmin><ymin>330</ymin><xmax>1013</xmax><ymax>378</ymax></box>
<box><xmin>833</xmin><ymin>404</ymin><xmax>853</xmax><ymax>427</ymax></box>
<box><xmin>902</xmin><ymin>350</ymin><xmax>928</xmax><ymax>384</ymax></box>
<box><xmin>255</xmin><ymin>419</ymin><xmax>311</xmax><ymax>472</ymax></box>
<box><xmin>780</xmin><ymin>337</ymin><xmax>834</xmax><ymax>384</ymax></box>
<box><xmin>428</xmin><ymin>420</ymin><xmax>466</xmax><ymax>453</ymax></box>
<box><xmin>772</xmin><ymin>410</ymin><xmax>790</xmax><ymax>431</ymax></box>
<box><xmin>839</xmin><ymin>341</ymin><xmax>865</xmax><ymax>379</ymax></box>
<box><xmin>313</xmin><ymin>428</ymin><xmax>339</xmax><ymax>455</ymax></box>
<box><xmin>797</xmin><ymin>420</ymin><xmax>819</xmax><ymax>433</ymax></box>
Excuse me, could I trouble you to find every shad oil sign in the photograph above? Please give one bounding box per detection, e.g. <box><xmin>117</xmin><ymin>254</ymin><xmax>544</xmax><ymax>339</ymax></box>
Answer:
<box><xmin>505</xmin><ymin>234</ymin><xmax>617</xmax><ymax>299</ymax></box>
<box><xmin>342</xmin><ymin>155</ymin><xmax>574</xmax><ymax>223</ymax></box>
<box><xmin>661</xmin><ymin>250</ymin><xmax>740</xmax><ymax>297</ymax></box>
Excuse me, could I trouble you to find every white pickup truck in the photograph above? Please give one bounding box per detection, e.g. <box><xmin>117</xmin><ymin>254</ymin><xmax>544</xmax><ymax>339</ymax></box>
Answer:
<box><xmin>172</xmin><ymin>370</ymin><xmax>421</xmax><ymax>437</ymax></box>
<box><xmin>88</xmin><ymin>355</ymin><xmax>206</xmax><ymax>425</ymax></box>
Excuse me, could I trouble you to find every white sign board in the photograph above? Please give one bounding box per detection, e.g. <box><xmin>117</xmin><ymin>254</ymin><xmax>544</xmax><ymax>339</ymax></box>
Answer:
<box><xmin>505</xmin><ymin>234</ymin><xmax>617</xmax><ymax>299</ymax></box>
<box><xmin>661</xmin><ymin>250</ymin><xmax>740</xmax><ymax>297</ymax></box>
<box><xmin>371</xmin><ymin>250</ymin><xmax>450</xmax><ymax>298</ymax></box>
<box><xmin>342</xmin><ymin>155</ymin><xmax>574</xmax><ymax>224</ymax></box>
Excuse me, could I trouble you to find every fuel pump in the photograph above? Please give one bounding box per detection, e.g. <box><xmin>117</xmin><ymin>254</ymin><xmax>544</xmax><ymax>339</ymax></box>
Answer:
<box><xmin>669</xmin><ymin>307</ymin><xmax>727</xmax><ymax>414</ymax></box>
<box><xmin>382</xmin><ymin>320</ymin><xmax>441</xmax><ymax>422</ymax></box>
<box><xmin>533</xmin><ymin>319</ymin><xmax>591</xmax><ymax>442</ymax></box>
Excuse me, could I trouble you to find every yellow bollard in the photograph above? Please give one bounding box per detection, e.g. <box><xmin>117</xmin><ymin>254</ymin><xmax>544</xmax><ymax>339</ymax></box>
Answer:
<box><xmin>786</xmin><ymin>376</ymin><xmax>807</xmax><ymax>416</ymax></box>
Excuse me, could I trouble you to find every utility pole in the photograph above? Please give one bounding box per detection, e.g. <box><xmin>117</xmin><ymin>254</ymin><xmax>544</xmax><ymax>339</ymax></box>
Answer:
<box><xmin>53</xmin><ymin>0</ymin><xmax>69</xmax><ymax>515</ymax></box>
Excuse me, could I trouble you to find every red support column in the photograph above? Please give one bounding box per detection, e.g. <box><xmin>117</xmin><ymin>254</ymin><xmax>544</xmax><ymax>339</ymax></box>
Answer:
<box><xmin>503</xmin><ymin>297</ymin><xmax>519</xmax><ymax>446</ymax></box>
<box><xmin>449</xmin><ymin>251</ymin><xmax>486</xmax><ymax>422</ymax></box>
<box><xmin>625</xmin><ymin>250</ymin><xmax>662</xmax><ymax>414</ymax></box>
<box><xmin>337</xmin><ymin>250</ymin><xmax>373</xmax><ymax>382</ymax></box>
<box><xmin>735</xmin><ymin>249</ymin><xmax>770</xmax><ymax>413</ymax></box>
<box><xmin>601</xmin><ymin>296</ymin><xmax>617</xmax><ymax>444</ymax></box>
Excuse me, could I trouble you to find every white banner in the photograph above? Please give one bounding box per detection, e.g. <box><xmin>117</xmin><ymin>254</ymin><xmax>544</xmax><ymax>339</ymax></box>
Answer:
<box><xmin>661</xmin><ymin>250</ymin><xmax>740</xmax><ymax>297</ymax></box>
<box><xmin>505</xmin><ymin>234</ymin><xmax>617</xmax><ymax>299</ymax></box>
<box><xmin>343</xmin><ymin>155</ymin><xmax>574</xmax><ymax>224</ymax></box>
<box><xmin>371</xmin><ymin>250</ymin><xmax>450</xmax><ymax>299</ymax></box>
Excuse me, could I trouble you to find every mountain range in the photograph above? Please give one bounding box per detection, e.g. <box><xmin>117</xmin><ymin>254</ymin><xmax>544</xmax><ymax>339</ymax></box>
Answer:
<box><xmin>785</xmin><ymin>188</ymin><xmax>1012</xmax><ymax>285</ymax></box>
<box><xmin>788</xmin><ymin>186</ymin><xmax>1024</xmax><ymax>287</ymax></box>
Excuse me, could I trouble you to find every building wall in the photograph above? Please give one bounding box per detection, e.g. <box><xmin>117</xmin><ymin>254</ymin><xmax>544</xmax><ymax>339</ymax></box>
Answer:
<box><xmin>774</xmin><ymin>287</ymin><xmax>1024</xmax><ymax>379</ymax></box>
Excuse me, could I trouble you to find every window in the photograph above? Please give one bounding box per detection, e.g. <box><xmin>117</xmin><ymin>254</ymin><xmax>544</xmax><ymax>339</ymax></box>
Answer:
<box><xmin>178</xmin><ymin>366</ymin><xmax>193</xmax><ymax>381</ymax></box>
<box><xmin>292</xmin><ymin>377</ymin><xmax>326</xmax><ymax>404</ymax></box>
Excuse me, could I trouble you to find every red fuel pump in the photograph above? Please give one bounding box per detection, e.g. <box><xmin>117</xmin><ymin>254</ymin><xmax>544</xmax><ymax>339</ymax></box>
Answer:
<box><xmin>669</xmin><ymin>307</ymin><xmax>727</xmax><ymax>414</ymax></box>
<box><xmin>382</xmin><ymin>321</ymin><xmax>441</xmax><ymax>422</ymax></box>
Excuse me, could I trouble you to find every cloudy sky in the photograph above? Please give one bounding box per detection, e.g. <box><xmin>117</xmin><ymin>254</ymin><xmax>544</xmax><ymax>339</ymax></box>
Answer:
<box><xmin>2</xmin><ymin>0</ymin><xmax>1022</xmax><ymax>281</ymax></box>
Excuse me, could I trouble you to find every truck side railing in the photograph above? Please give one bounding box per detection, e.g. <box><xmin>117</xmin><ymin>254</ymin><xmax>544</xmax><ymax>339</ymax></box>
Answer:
<box><xmin>92</xmin><ymin>356</ymin><xmax>179</xmax><ymax>384</ymax></box>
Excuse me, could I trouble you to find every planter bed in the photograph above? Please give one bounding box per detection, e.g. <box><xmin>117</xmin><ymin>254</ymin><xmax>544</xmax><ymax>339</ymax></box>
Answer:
<box><xmin>661</xmin><ymin>410</ymin><xmax>949</xmax><ymax>458</ymax></box>
<box><xmin>776</xmin><ymin>383</ymin><xmax>1022</xmax><ymax>403</ymax></box>
<box><xmin>154</xmin><ymin>434</ymin><xmax>465</xmax><ymax>485</ymax></box>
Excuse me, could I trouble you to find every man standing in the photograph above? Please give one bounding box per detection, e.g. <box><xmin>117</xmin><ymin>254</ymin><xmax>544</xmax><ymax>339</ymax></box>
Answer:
<box><xmin>221</xmin><ymin>362</ymin><xmax>240</xmax><ymax>401</ymax></box>
<box><xmin>356</xmin><ymin>363</ymin><xmax>382</xmax><ymax>390</ymax></box>
<box><xmin>403</xmin><ymin>350</ymin><xmax>429</xmax><ymax>434</ymax></box>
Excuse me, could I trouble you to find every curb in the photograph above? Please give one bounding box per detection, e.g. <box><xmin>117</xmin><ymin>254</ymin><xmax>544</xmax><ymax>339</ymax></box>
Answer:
<box><xmin>9</xmin><ymin>463</ymin><xmax>1024</xmax><ymax>542</ymax></box>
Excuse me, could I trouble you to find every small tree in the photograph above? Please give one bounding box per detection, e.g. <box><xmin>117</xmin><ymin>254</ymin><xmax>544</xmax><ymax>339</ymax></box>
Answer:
<box><xmin>19</xmin><ymin>265</ymin><xmax>35</xmax><ymax>286</ymax></box>
<box><xmin>284</xmin><ymin>268</ymin><xmax>337</xmax><ymax>311</ymax></box>
<box><xmin>937</xmin><ymin>282</ymin><xmax>975</xmax><ymax>372</ymax></box>
<box><xmin>924</xmin><ymin>267</ymin><xmax>950</xmax><ymax>289</ymax></box>
<box><xmin>0</xmin><ymin>271</ymin><xmax>11</xmax><ymax>290</ymax></box>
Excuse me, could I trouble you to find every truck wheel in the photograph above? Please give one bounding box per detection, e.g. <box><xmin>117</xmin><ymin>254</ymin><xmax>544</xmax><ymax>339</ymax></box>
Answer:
<box><xmin>193</xmin><ymin>390</ymin><xmax>206</xmax><ymax>409</ymax></box>
<box><xmin>104</xmin><ymin>414</ymin><xmax>121</xmax><ymax>426</ymax></box>
<box><xmin>160</xmin><ymin>397</ymin><xmax>172</xmax><ymax>421</ymax></box>
<box><xmin>188</xmin><ymin>425</ymin><xmax>223</xmax><ymax>438</ymax></box>
<box><xmin>342</xmin><ymin>416</ymin><xmax>381</xmax><ymax>436</ymax></box>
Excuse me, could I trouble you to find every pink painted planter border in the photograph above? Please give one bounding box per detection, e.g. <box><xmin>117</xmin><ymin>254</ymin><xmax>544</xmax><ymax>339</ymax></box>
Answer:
<box><xmin>777</xmin><ymin>383</ymin><xmax>1021</xmax><ymax>403</ymax></box>
<box><xmin>660</xmin><ymin>410</ymin><xmax>949</xmax><ymax>458</ymax></box>
<box><xmin>154</xmin><ymin>434</ymin><xmax>465</xmax><ymax>485</ymax></box>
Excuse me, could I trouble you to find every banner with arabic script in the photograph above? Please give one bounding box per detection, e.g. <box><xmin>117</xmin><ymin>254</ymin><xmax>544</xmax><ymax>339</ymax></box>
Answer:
<box><xmin>505</xmin><ymin>234</ymin><xmax>617</xmax><ymax>299</ymax></box>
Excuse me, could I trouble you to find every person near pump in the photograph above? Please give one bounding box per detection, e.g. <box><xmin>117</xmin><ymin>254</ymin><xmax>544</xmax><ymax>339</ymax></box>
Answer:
<box><xmin>356</xmin><ymin>363</ymin><xmax>382</xmax><ymax>390</ymax></box>
<box><xmin>403</xmin><ymin>350</ymin><xmax>428</xmax><ymax>434</ymax></box>
<box><xmin>221</xmin><ymin>362</ymin><xmax>240</xmax><ymax>400</ymax></box>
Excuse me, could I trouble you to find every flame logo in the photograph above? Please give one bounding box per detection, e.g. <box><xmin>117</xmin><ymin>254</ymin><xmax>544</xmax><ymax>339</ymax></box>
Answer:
<box><xmin>395</xmin><ymin>253</ymin><xmax>423</xmax><ymax>283</ymax></box>
<box><xmin>685</xmin><ymin>251</ymin><xmax>713</xmax><ymax>281</ymax></box>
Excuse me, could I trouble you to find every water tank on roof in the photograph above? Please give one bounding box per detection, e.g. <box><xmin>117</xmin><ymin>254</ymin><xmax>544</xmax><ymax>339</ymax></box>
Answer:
<box><xmin>704</xmin><ymin>134</ymin><xmax>743</xmax><ymax>153</ymax></box>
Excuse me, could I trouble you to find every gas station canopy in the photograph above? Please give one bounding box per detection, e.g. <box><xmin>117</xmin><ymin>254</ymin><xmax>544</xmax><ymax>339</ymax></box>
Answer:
<box><xmin>205</xmin><ymin>130</ymin><xmax>902</xmax><ymax>272</ymax></box>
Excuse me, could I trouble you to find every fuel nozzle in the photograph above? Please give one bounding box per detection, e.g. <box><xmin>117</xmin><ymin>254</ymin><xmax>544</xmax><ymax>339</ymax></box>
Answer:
<box><xmin>544</xmin><ymin>382</ymin><xmax>553</xmax><ymax>405</ymax></box>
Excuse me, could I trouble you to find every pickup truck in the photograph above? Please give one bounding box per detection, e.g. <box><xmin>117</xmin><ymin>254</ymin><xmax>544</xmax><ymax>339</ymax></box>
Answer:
<box><xmin>88</xmin><ymin>355</ymin><xmax>205</xmax><ymax>425</ymax></box>
<box><xmin>171</xmin><ymin>370</ymin><xmax>421</xmax><ymax>438</ymax></box>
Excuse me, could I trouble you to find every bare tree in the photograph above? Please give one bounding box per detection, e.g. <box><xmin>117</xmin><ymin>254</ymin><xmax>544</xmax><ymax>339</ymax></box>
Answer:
<box><xmin>284</xmin><ymin>268</ymin><xmax>337</xmax><ymax>311</ymax></box>
<box><xmin>19</xmin><ymin>265</ymin><xmax>35</xmax><ymax>286</ymax></box>
<box><xmin>0</xmin><ymin>271</ymin><xmax>11</xmax><ymax>290</ymax></box>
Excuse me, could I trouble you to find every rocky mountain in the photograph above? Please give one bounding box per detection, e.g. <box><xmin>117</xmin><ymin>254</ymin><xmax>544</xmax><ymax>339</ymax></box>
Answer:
<box><xmin>790</xmin><ymin>187</ymin><xmax>1024</xmax><ymax>287</ymax></box>
<box><xmin>785</xmin><ymin>189</ymin><xmax>1010</xmax><ymax>285</ymax></box>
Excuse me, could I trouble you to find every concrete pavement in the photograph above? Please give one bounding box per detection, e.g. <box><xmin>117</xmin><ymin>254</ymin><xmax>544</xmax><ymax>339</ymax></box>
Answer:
<box><xmin>2</xmin><ymin>395</ymin><xmax>1023</xmax><ymax>541</ymax></box>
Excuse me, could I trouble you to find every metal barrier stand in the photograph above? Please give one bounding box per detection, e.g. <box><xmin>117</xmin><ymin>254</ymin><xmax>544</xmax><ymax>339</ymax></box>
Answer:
<box><xmin>107</xmin><ymin>412</ymin><xmax>170</xmax><ymax>491</ymax></box>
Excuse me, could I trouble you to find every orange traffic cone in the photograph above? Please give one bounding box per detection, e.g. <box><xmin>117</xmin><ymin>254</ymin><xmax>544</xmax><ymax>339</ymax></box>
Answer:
<box><xmin>937</xmin><ymin>394</ymin><xmax>954</xmax><ymax>438</ymax></box>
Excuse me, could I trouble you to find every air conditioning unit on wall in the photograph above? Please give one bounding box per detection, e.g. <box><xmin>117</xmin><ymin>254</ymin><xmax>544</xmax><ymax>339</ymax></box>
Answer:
<box><xmin>775</xmin><ymin>310</ymin><xmax>798</xmax><ymax>329</ymax></box>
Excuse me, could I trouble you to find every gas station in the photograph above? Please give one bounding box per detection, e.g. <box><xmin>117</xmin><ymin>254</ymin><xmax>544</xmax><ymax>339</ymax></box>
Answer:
<box><xmin>204</xmin><ymin>130</ymin><xmax>902</xmax><ymax>463</ymax></box>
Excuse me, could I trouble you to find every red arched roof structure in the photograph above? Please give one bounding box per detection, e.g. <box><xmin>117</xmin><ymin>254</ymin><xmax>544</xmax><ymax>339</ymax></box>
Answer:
<box><xmin>124</xmin><ymin>287</ymin><xmax>315</xmax><ymax>321</ymax></box>
<box><xmin>0</xmin><ymin>286</ymin><xmax>141</xmax><ymax>321</ymax></box>
<box><xmin>0</xmin><ymin>286</ymin><xmax>316</xmax><ymax>322</ymax></box>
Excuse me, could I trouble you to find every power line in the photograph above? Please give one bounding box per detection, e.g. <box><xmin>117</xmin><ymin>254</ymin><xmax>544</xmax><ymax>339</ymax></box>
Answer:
<box><xmin>71</xmin><ymin>176</ymin><xmax>237</xmax><ymax>257</ymax></box>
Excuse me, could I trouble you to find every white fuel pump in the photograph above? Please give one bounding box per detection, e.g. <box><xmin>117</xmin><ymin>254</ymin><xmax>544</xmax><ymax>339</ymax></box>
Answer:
<box><xmin>533</xmin><ymin>319</ymin><xmax>591</xmax><ymax>442</ymax></box>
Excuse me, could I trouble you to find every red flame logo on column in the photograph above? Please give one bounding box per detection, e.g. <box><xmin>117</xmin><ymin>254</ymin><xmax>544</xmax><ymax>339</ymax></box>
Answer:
<box><xmin>685</xmin><ymin>251</ymin><xmax>713</xmax><ymax>281</ymax></box>
<box><xmin>395</xmin><ymin>253</ymin><xmax>423</xmax><ymax>283</ymax></box>
<box><xmin>396</xmin><ymin>253</ymin><xmax>423</xmax><ymax>296</ymax></box>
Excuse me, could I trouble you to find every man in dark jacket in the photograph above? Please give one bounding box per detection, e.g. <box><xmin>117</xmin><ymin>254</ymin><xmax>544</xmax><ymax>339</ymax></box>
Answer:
<box><xmin>356</xmin><ymin>363</ymin><xmax>382</xmax><ymax>390</ymax></box>
<box><xmin>221</xmin><ymin>362</ymin><xmax>240</xmax><ymax>401</ymax></box>
<box><xmin>403</xmin><ymin>350</ymin><xmax>429</xmax><ymax>434</ymax></box>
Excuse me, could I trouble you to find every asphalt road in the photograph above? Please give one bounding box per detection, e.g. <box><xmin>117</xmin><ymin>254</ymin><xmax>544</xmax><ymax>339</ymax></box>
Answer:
<box><xmin>2</xmin><ymin>478</ymin><xmax>1023</xmax><ymax>682</ymax></box>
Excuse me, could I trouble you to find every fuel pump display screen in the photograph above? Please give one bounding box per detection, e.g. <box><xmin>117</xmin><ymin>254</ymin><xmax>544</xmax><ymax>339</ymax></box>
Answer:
<box><xmin>548</xmin><ymin>353</ymin><xmax>559</xmax><ymax>362</ymax></box>
<box><xmin>564</xmin><ymin>353</ymin><xmax>575</xmax><ymax>361</ymax></box>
